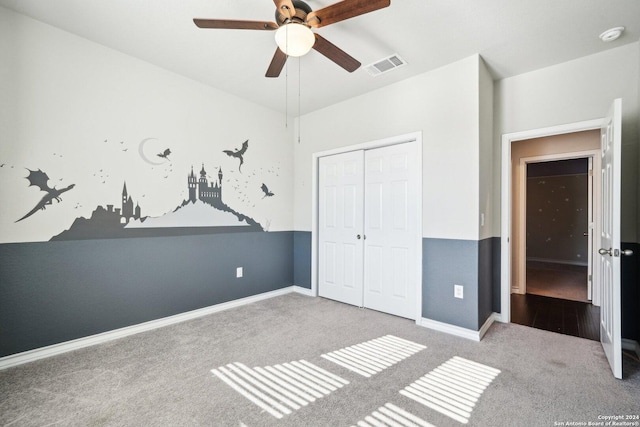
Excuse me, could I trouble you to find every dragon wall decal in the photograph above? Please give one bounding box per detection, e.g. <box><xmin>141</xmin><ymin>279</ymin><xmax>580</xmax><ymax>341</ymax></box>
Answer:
<box><xmin>261</xmin><ymin>183</ymin><xmax>274</xmax><ymax>199</ymax></box>
<box><xmin>16</xmin><ymin>169</ymin><xmax>75</xmax><ymax>222</ymax></box>
<box><xmin>223</xmin><ymin>140</ymin><xmax>248</xmax><ymax>173</ymax></box>
<box><xmin>157</xmin><ymin>148</ymin><xmax>171</xmax><ymax>160</ymax></box>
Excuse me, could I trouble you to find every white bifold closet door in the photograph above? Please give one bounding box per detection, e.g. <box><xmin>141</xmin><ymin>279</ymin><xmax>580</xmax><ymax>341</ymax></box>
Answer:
<box><xmin>318</xmin><ymin>142</ymin><xmax>419</xmax><ymax>319</ymax></box>
<box><xmin>318</xmin><ymin>150</ymin><xmax>365</xmax><ymax>308</ymax></box>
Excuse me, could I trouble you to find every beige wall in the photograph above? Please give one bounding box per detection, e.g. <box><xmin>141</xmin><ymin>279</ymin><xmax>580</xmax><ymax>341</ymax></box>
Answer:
<box><xmin>510</xmin><ymin>130</ymin><xmax>600</xmax><ymax>291</ymax></box>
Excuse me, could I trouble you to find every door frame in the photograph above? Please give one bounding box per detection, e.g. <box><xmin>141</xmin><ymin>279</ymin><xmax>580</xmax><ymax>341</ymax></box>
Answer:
<box><xmin>515</xmin><ymin>150</ymin><xmax>601</xmax><ymax>303</ymax></box>
<box><xmin>311</xmin><ymin>131</ymin><xmax>423</xmax><ymax>322</ymax></box>
<box><xmin>500</xmin><ymin>120</ymin><xmax>603</xmax><ymax>323</ymax></box>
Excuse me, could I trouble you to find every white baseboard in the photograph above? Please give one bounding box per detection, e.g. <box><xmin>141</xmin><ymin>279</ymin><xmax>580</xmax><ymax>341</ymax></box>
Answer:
<box><xmin>0</xmin><ymin>286</ymin><xmax>305</xmax><ymax>371</ymax></box>
<box><xmin>494</xmin><ymin>311</ymin><xmax>509</xmax><ymax>323</ymax></box>
<box><xmin>418</xmin><ymin>313</ymin><xmax>498</xmax><ymax>342</ymax></box>
<box><xmin>292</xmin><ymin>285</ymin><xmax>314</xmax><ymax>297</ymax></box>
<box><xmin>478</xmin><ymin>313</ymin><xmax>499</xmax><ymax>339</ymax></box>
<box><xmin>622</xmin><ymin>339</ymin><xmax>640</xmax><ymax>359</ymax></box>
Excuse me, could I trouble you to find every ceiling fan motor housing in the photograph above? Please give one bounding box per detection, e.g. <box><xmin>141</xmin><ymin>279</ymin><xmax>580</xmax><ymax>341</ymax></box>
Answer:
<box><xmin>276</xmin><ymin>0</ymin><xmax>313</xmax><ymax>26</ymax></box>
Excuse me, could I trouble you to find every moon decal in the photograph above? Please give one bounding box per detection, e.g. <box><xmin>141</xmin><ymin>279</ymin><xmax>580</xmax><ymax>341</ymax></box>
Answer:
<box><xmin>138</xmin><ymin>137</ymin><xmax>166</xmax><ymax>166</ymax></box>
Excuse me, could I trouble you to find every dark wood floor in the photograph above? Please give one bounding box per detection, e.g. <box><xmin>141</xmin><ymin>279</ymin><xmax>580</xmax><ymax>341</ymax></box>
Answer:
<box><xmin>526</xmin><ymin>262</ymin><xmax>588</xmax><ymax>302</ymax></box>
<box><xmin>511</xmin><ymin>293</ymin><xmax>600</xmax><ymax>341</ymax></box>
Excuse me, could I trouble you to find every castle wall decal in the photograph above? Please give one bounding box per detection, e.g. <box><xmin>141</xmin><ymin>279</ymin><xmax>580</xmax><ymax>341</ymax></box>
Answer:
<box><xmin>189</xmin><ymin>164</ymin><xmax>223</xmax><ymax>207</ymax></box>
<box><xmin>50</xmin><ymin>163</ymin><xmax>264</xmax><ymax>241</ymax></box>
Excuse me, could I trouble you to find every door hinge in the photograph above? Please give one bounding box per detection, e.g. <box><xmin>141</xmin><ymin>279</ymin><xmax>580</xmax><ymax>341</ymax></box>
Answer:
<box><xmin>588</xmin><ymin>274</ymin><xmax>592</xmax><ymax>282</ymax></box>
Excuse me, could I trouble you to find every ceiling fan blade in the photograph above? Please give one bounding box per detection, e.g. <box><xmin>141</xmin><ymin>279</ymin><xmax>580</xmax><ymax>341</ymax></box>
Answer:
<box><xmin>312</xmin><ymin>33</ymin><xmax>360</xmax><ymax>72</ymax></box>
<box><xmin>306</xmin><ymin>0</ymin><xmax>390</xmax><ymax>28</ymax></box>
<box><xmin>273</xmin><ymin>0</ymin><xmax>296</xmax><ymax>19</ymax></box>
<box><xmin>266</xmin><ymin>48</ymin><xmax>288</xmax><ymax>78</ymax></box>
<box><xmin>193</xmin><ymin>18</ymin><xmax>278</xmax><ymax>31</ymax></box>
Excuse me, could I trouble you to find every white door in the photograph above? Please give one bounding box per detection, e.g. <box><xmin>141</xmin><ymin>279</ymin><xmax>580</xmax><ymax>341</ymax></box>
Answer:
<box><xmin>363</xmin><ymin>142</ymin><xmax>420</xmax><ymax>319</ymax></box>
<box><xmin>318</xmin><ymin>151</ymin><xmax>364</xmax><ymax>307</ymax></box>
<box><xmin>599</xmin><ymin>98</ymin><xmax>623</xmax><ymax>379</ymax></box>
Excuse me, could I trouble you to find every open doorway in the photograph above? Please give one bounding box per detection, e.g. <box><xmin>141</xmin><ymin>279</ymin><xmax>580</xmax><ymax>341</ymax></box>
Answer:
<box><xmin>526</xmin><ymin>158</ymin><xmax>590</xmax><ymax>302</ymax></box>
<box><xmin>508</xmin><ymin>130</ymin><xmax>602</xmax><ymax>341</ymax></box>
<box><xmin>501</xmin><ymin>101</ymin><xmax>625</xmax><ymax>378</ymax></box>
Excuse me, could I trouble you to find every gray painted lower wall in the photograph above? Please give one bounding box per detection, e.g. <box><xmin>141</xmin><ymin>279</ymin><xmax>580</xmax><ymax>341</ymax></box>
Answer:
<box><xmin>478</xmin><ymin>238</ymin><xmax>494</xmax><ymax>328</ymax></box>
<box><xmin>422</xmin><ymin>237</ymin><xmax>496</xmax><ymax>331</ymax></box>
<box><xmin>293</xmin><ymin>231</ymin><xmax>312</xmax><ymax>289</ymax></box>
<box><xmin>422</xmin><ymin>238</ymin><xmax>480</xmax><ymax>330</ymax></box>
<box><xmin>0</xmin><ymin>232</ymin><xmax>293</xmax><ymax>357</ymax></box>
<box><xmin>492</xmin><ymin>237</ymin><xmax>501</xmax><ymax>314</ymax></box>
<box><xmin>4</xmin><ymin>231</ymin><xmax>633</xmax><ymax>359</ymax></box>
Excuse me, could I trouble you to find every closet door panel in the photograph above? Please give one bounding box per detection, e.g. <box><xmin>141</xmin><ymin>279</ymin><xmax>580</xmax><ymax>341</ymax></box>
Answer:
<box><xmin>363</xmin><ymin>142</ymin><xmax>419</xmax><ymax>319</ymax></box>
<box><xmin>318</xmin><ymin>151</ymin><xmax>364</xmax><ymax>307</ymax></box>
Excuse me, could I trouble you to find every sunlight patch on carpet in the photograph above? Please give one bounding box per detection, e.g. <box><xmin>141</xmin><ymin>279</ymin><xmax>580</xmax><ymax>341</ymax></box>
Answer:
<box><xmin>211</xmin><ymin>360</ymin><xmax>349</xmax><ymax>419</ymax></box>
<box><xmin>321</xmin><ymin>335</ymin><xmax>427</xmax><ymax>377</ymax></box>
<box><xmin>400</xmin><ymin>356</ymin><xmax>500</xmax><ymax>424</ymax></box>
<box><xmin>351</xmin><ymin>402</ymin><xmax>436</xmax><ymax>427</ymax></box>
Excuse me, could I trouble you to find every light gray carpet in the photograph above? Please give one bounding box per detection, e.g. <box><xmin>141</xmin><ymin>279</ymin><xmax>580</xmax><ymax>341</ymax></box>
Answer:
<box><xmin>1</xmin><ymin>293</ymin><xmax>639</xmax><ymax>426</ymax></box>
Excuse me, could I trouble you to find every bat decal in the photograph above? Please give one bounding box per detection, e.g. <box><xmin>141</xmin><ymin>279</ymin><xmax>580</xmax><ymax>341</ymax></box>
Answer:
<box><xmin>223</xmin><ymin>140</ymin><xmax>248</xmax><ymax>173</ymax></box>
<box><xmin>157</xmin><ymin>148</ymin><xmax>171</xmax><ymax>160</ymax></box>
<box><xmin>261</xmin><ymin>183</ymin><xmax>274</xmax><ymax>199</ymax></box>
<box><xmin>16</xmin><ymin>169</ymin><xmax>75</xmax><ymax>222</ymax></box>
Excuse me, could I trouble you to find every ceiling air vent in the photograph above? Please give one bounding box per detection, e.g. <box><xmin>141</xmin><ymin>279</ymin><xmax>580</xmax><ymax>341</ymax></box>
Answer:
<box><xmin>364</xmin><ymin>54</ymin><xmax>407</xmax><ymax>76</ymax></box>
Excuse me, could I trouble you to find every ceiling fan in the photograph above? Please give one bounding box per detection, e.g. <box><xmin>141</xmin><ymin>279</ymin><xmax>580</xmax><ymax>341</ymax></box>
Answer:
<box><xmin>193</xmin><ymin>0</ymin><xmax>390</xmax><ymax>78</ymax></box>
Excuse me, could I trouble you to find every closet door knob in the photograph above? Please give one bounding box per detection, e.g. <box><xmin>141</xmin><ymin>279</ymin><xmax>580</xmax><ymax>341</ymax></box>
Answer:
<box><xmin>357</xmin><ymin>234</ymin><xmax>361</xmax><ymax>239</ymax></box>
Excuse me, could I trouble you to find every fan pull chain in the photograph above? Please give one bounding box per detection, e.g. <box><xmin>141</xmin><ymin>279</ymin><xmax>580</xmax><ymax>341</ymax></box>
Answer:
<box><xmin>298</xmin><ymin>56</ymin><xmax>301</xmax><ymax>143</ymax></box>
<box><xmin>285</xmin><ymin>57</ymin><xmax>288</xmax><ymax>128</ymax></box>
<box><xmin>285</xmin><ymin>24</ymin><xmax>289</xmax><ymax>128</ymax></box>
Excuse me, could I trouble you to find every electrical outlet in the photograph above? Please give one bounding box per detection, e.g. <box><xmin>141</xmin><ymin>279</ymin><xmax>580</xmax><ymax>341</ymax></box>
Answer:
<box><xmin>236</xmin><ymin>267</ymin><xmax>243</xmax><ymax>278</ymax></box>
<box><xmin>454</xmin><ymin>284</ymin><xmax>464</xmax><ymax>299</ymax></box>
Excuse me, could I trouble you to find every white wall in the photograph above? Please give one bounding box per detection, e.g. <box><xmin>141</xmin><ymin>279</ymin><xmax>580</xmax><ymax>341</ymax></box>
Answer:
<box><xmin>494</xmin><ymin>42</ymin><xmax>640</xmax><ymax>242</ymax></box>
<box><xmin>0</xmin><ymin>6</ymin><xmax>294</xmax><ymax>243</ymax></box>
<box><xmin>479</xmin><ymin>58</ymin><xmax>495</xmax><ymax>240</ymax></box>
<box><xmin>294</xmin><ymin>55</ymin><xmax>486</xmax><ymax>241</ymax></box>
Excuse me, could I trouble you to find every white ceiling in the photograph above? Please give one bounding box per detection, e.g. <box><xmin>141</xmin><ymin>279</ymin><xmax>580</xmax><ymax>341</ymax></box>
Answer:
<box><xmin>2</xmin><ymin>0</ymin><xmax>639</xmax><ymax>115</ymax></box>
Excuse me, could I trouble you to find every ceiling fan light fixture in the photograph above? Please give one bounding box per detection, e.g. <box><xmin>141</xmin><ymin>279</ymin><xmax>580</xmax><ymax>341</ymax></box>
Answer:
<box><xmin>275</xmin><ymin>23</ymin><xmax>315</xmax><ymax>57</ymax></box>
